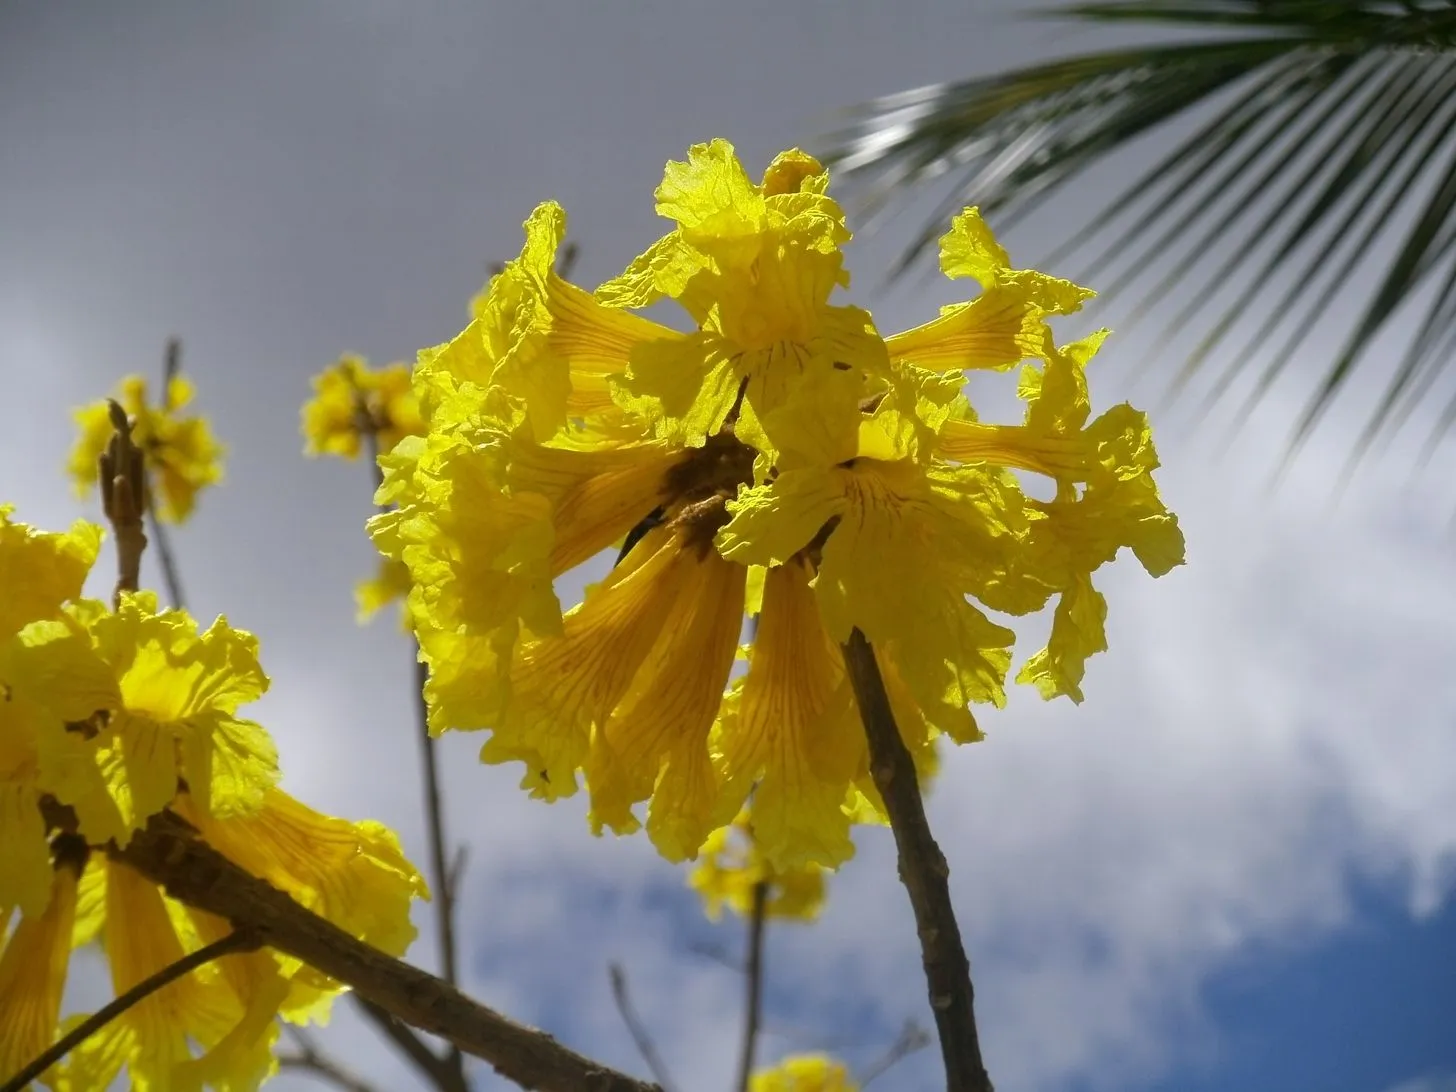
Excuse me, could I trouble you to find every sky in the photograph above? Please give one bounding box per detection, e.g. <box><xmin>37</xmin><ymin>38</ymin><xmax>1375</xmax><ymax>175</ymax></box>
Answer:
<box><xmin>2</xmin><ymin>2</ymin><xmax>1455</xmax><ymax>1091</ymax></box>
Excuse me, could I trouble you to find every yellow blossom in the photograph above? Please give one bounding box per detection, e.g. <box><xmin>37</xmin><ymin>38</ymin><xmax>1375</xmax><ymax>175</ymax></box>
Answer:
<box><xmin>354</xmin><ymin>558</ymin><xmax>414</xmax><ymax>627</ymax></box>
<box><xmin>690</xmin><ymin>808</ymin><xmax>827</xmax><ymax>921</ymax></box>
<box><xmin>749</xmin><ymin>1054</ymin><xmax>858</xmax><ymax>1092</ymax></box>
<box><xmin>69</xmin><ymin>375</ymin><xmax>224</xmax><ymax>523</ymax></box>
<box><xmin>371</xmin><ymin>139</ymin><xmax>1182</xmax><ymax>869</ymax></box>
<box><xmin>301</xmin><ymin>353</ymin><xmax>424</xmax><ymax>459</ymax></box>
<box><xmin>8</xmin><ymin>591</ymin><xmax>279</xmax><ymax>843</ymax></box>
<box><xmin>0</xmin><ymin>506</ymin><xmax>101</xmax><ymax>641</ymax></box>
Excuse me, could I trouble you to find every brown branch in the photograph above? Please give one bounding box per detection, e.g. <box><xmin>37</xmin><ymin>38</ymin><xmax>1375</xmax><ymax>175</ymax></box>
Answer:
<box><xmin>1</xmin><ymin>927</ymin><xmax>260</xmax><ymax>1092</ymax></box>
<box><xmin>350</xmin><ymin>995</ymin><xmax>467</xmax><ymax>1092</ymax></box>
<box><xmin>608</xmin><ymin>964</ymin><xmax>679</xmax><ymax>1092</ymax></box>
<box><xmin>277</xmin><ymin>1025</ymin><xmax>383</xmax><ymax>1092</ymax></box>
<box><xmin>841</xmin><ymin>629</ymin><xmax>993</xmax><ymax>1092</ymax></box>
<box><xmin>77</xmin><ymin>806</ymin><xmax>657</xmax><ymax>1092</ymax></box>
<box><xmin>732</xmin><ymin>881</ymin><xmax>769</xmax><ymax>1092</ymax></box>
<box><xmin>99</xmin><ymin>400</ymin><xmax>147</xmax><ymax>608</ymax></box>
<box><xmin>858</xmin><ymin>1020</ymin><xmax>932</xmax><ymax>1089</ymax></box>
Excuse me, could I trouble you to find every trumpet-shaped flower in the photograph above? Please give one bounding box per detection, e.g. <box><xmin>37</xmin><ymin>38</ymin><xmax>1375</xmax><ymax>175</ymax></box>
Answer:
<box><xmin>373</xmin><ymin>138</ymin><xmax>1182</xmax><ymax>868</ymax></box>
<box><xmin>69</xmin><ymin>375</ymin><xmax>224</xmax><ymax>523</ymax></box>
<box><xmin>301</xmin><ymin>354</ymin><xmax>424</xmax><ymax>459</ymax></box>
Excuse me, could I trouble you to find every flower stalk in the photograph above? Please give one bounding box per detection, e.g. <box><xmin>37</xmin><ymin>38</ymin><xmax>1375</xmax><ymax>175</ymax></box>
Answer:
<box><xmin>841</xmin><ymin>629</ymin><xmax>992</xmax><ymax>1092</ymax></box>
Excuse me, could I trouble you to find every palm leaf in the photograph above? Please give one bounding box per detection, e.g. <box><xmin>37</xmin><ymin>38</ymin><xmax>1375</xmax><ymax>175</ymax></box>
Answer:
<box><xmin>821</xmin><ymin>0</ymin><xmax>1456</xmax><ymax>470</ymax></box>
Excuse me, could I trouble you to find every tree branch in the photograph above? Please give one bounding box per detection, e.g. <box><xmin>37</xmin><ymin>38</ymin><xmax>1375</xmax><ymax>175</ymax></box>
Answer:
<box><xmin>87</xmin><ymin>805</ymin><xmax>658</xmax><ymax>1092</ymax></box>
<box><xmin>840</xmin><ymin>629</ymin><xmax>992</xmax><ymax>1092</ymax></box>
<box><xmin>608</xmin><ymin>964</ymin><xmax>680</xmax><ymax>1092</ymax></box>
<box><xmin>732</xmin><ymin>881</ymin><xmax>769</xmax><ymax>1092</ymax></box>
<box><xmin>1</xmin><ymin>926</ymin><xmax>260</xmax><ymax>1092</ymax></box>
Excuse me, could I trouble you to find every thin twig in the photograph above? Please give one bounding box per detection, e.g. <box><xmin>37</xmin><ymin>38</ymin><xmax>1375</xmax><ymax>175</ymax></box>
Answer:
<box><xmin>685</xmin><ymin>941</ymin><xmax>742</xmax><ymax>973</ymax></box>
<box><xmin>277</xmin><ymin>1025</ymin><xmax>383</xmax><ymax>1092</ymax></box>
<box><xmin>841</xmin><ymin>629</ymin><xmax>992</xmax><ymax>1092</ymax></box>
<box><xmin>350</xmin><ymin>996</ymin><xmax>467</xmax><ymax>1092</ymax></box>
<box><xmin>858</xmin><ymin>1021</ymin><xmax>933</xmax><ymax>1089</ymax></box>
<box><xmin>1</xmin><ymin>927</ymin><xmax>260</xmax><ymax>1092</ymax></box>
<box><xmin>148</xmin><ymin>340</ymin><xmax>187</xmax><ymax>608</ymax></box>
<box><xmin>608</xmin><ymin>964</ymin><xmax>680</xmax><ymax>1092</ymax></box>
<box><xmin>732</xmin><ymin>881</ymin><xmax>769</xmax><ymax>1092</ymax></box>
<box><xmin>146</xmin><ymin>506</ymin><xmax>187</xmax><ymax>609</ymax></box>
<box><xmin>37</xmin><ymin>801</ymin><xmax>659</xmax><ymax>1092</ymax></box>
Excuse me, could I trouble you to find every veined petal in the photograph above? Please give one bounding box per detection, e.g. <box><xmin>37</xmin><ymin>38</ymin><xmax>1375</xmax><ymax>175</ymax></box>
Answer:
<box><xmin>0</xmin><ymin>856</ymin><xmax>79</xmax><ymax>1086</ymax></box>
<box><xmin>484</xmin><ymin>524</ymin><xmax>695</xmax><ymax>798</ymax></box>
<box><xmin>100</xmin><ymin>859</ymin><xmax>245</xmax><ymax>1088</ymax></box>
<box><xmin>588</xmin><ymin>528</ymin><xmax>746</xmax><ymax>860</ymax></box>
<box><xmin>180</xmin><ymin>789</ymin><xmax>425</xmax><ymax>967</ymax></box>
<box><xmin>715</xmin><ymin>561</ymin><xmax>863</xmax><ymax>869</ymax></box>
<box><xmin>885</xmin><ymin>288</ymin><xmax>1052</xmax><ymax>373</ymax></box>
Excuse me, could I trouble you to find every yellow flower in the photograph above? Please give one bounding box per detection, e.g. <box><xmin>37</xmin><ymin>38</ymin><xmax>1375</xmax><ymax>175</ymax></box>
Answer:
<box><xmin>885</xmin><ymin>207</ymin><xmax>1093</xmax><ymax>374</ymax></box>
<box><xmin>420</xmin><ymin>201</ymin><xmax>677</xmax><ymax>441</ymax></box>
<box><xmin>0</xmin><ymin>506</ymin><xmax>101</xmax><ymax>642</ymax></box>
<box><xmin>606</xmin><ymin>140</ymin><xmax>886</xmax><ymax>465</ymax></box>
<box><xmin>9</xmin><ymin>591</ymin><xmax>279</xmax><ymax>843</ymax></box>
<box><xmin>69</xmin><ymin>375</ymin><xmax>225</xmax><ymax>523</ymax></box>
<box><xmin>301</xmin><ymin>353</ymin><xmax>424</xmax><ymax>459</ymax></box>
<box><xmin>689</xmin><ymin>808</ymin><xmax>827</xmax><ymax>921</ymax></box>
<box><xmin>749</xmin><ymin>1054</ymin><xmax>858</xmax><ymax>1092</ymax></box>
<box><xmin>50</xmin><ymin>788</ymin><xmax>423</xmax><ymax>1091</ymax></box>
<box><xmin>376</xmin><ymin>140</ymin><xmax>1182</xmax><ymax>869</ymax></box>
<box><xmin>0</xmin><ymin>839</ymin><xmax>82</xmax><ymax>1088</ymax></box>
<box><xmin>0</xmin><ymin>507</ymin><xmax>104</xmax><ymax>919</ymax></box>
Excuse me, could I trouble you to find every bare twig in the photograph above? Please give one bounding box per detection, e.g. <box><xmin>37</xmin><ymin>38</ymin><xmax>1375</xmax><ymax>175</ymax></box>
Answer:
<box><xmin>146</xmin><ymin>505</ymin><xmax>187</xmax><ymax>609</ymax></box>
<box><xmin>277</xmin><ymin>1025</ymin><xmax>383</xmax><ymax>1092</ymax></box>
<box><xmin>39</xmin><ymin>802</ymin><xmax>658</xmax><ymax>1092</ymax></box>
<box><xmin>99</xmin><ymin>400</ymin><xmax>146</xmax><ymax>607</ymax></box>
<box><xmin>685</xmin><ymin>941</ymin><xmax>742</xmax><ymax>973</ymax></box>
<box><xmin>147</xmin><ymin>339</ymin><xmax>187</xmax><ymax>609</ymax></box>
<box><xmin>608</xmin><ymin>964</ymin><xmax>680</xmax><ymax>1092</ymax></box>
<box><xmin>859</xmin><ymin>1021</ymin><xmax>933</xmax><ymax>1089</ymax></box>
<box><xmin>841</xmin><ymin>629</ymin><xmax>992</xmax><ymax>1092</ymax></box>
<box><xmin>1</xmin><ymin>925</ymin><xmax>260</xmax><ymax>1092</ymax></box>
<box><xmin>350</xmin><ymin>996</ymin><xmax>467</xmax><ymax>1092</ymax></box>
<box><xmin>732</xmin><ymin>881</ymin><xmax>769</xmax><ymax>1092</ymax></box>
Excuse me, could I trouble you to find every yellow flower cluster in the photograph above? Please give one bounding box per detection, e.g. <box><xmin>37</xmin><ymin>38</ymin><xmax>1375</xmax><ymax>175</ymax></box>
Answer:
<box><xmin>750</xmin><ymin>1054</ymin><xmax>857</xmax><ymax>1092</ymax></box>
<box><xmin>370</xmin><ymin>139</ymin><xmax>1183</xmax><ymax>869</ymax></box>
<box><xmin>0</xmin><ymin>505</ymin><xmax>425</xmax><ymax>1090</ymax></box>
<box><xmin>69</xmin><ymin>375</ymin><xmax>225</xmax><ymax>523</ymax></box>
<box><xmin>690</xmin><ymin>807</ymin><xmax>826</xmax><ymax>921</ymax></box>
<box><xmin>301</xmin><ymin>353</ymin><xmax>424</xmax><ymax>461</ymax></box>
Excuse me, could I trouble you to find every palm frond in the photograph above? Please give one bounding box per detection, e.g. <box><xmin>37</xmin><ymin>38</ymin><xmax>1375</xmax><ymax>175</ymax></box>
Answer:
<box><xmin>821</xmin><ymin>0</ymin><xmax>1456</xmax><ymax>470</ymax></box>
